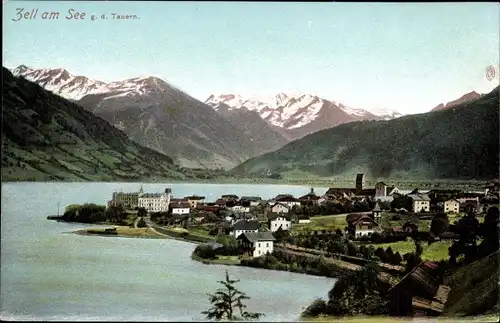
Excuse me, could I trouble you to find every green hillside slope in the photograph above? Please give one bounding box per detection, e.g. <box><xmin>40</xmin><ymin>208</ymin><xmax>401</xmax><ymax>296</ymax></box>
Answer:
<box><xmin>1</xmin><ymin>67</ymin><xmax>197</xmax><ymax>182</ymax></box>
<box><xmin>232</xmin><ymin>86</ymin><xmax>499</xmax><ymax>180</ymax></box>
<box><xmin>443</xmin><ymin>250</ymin><xmax>500</xmax><ymax>317</ymax></box>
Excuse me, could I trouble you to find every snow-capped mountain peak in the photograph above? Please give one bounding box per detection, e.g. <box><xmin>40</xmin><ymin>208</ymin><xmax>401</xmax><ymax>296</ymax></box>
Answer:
<box><xmin>205</xmin><ymin>92</ymin><xmax>401</xmax><ymax>130</ymax></box>
<box><xmin>9</xmin><ymin>65</ymin><xmax>172</xmax><ymax>101</ymax></box>
<box><xmin>367</xmin><ymin>107</ymin><xmax>403</xmax><ymax>120</ymax></box>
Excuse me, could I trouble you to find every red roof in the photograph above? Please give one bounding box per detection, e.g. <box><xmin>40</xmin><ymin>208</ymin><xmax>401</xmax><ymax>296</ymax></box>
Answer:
<box><xmin>392</xmin><ymin>226</ymin><xmax>405</xmax><ymax>232</ymax></box>
<box><xmin>276</xmin><ymin>196</ymin><xmax>300</xmax><ymax>202</ymax></box>
<box><xmin>170</xmin><ymin>202</ymin><xmax>190</xmax><ymax>209</ymax></box>
<box><xmin>299</xmin><ymin>194</ymin><xmax>321</xmax><ymax>200</ymax></box>
<box><xmin>352</xmin><ymin>215</ymin><xmax>378</xmax><ymax>226</ymax></box>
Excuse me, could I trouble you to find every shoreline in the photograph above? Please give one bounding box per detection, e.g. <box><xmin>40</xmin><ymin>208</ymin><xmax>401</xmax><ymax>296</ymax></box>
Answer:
<box><xmin>72</xmin><ymin>227</ymin><xmax>171</xmax><ymax>239</ymax></box>
<box><xmin>64</xmin><ymin>221</ymin><xmax>212</xmax><ymax>244</ymax></box>
<box><xmin>3</xmin><ymin>178</ymin><xmax>488</xmax><ymax>190</ymax></box>
<box><xmin>72</xmin><ymin>229</ymin><xmax>170</xmax><ymax>239</ymax></box>
<box><xmin>191</xmin><ymin>254</ymin><xmax>241</xmax><ymax>266</ymax></box>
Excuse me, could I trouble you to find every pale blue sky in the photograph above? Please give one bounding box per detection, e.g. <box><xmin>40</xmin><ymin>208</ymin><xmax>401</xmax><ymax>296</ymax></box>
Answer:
<box><xmin>3</xmin><ymin>1</ymin><xmax>499</xmax><ymax>114</ymax></box>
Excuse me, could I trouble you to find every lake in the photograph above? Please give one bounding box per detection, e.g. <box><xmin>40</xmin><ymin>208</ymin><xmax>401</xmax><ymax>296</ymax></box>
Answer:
<box><xmin>1</xmin><ymin>182</ymin><xmax>336</xmax><ymax>321</ymax></box>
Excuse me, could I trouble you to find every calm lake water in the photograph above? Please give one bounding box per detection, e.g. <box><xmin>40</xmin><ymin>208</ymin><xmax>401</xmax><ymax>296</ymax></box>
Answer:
<box><xmin>1</xmin><ymin>182</ymin><xmax>336</xmax><ymax>321</ymax></box>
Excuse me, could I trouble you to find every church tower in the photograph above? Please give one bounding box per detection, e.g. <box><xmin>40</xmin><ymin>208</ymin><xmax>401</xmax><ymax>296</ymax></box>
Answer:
<box><xmin>356</xmin><ymin>173</ymin><xmax>364</xmax><ymax>193</ymax></box>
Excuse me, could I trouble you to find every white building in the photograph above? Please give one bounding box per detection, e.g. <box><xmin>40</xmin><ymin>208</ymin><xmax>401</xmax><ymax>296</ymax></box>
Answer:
<box><xmin>407</xmin><ymin>194</ymin><xmax>431</xmax><ymax>213</ymax></box>
<box><xmin>269</xmin><ymin>215</ymin><xmax>291</xmax><ymax>232</ymax></box>
<box><xmin>138</xmin><ymin>188</ymin><xmax>172</xmax><ymax>212</ymax></box>
<box><xmin>240</xmin><ymin>196</ymin><xmax>262</xmax><ymax>207</ymax></box>
<box><xmin>237</xmin><ymin>232</ymin><xmax>276</xmax><ymax>258</ymax></box>
<box><xmin>298</xmin><ymin>217</ymin><xmax>311</xmax><ymax>224</ymax></box>
<box><xmin>232</xmin><ymin>219</ymin><xmax>260</xmax><ymax>238</ymax></box>
<box><xmin>444</xmin><ymin>199</ymin><xmax>460</xmax><ymax>213</ymax></box>
<box><xmin>374</xmin><ymin>182</ymin><xmax>400</xmax><ymax>202</ymax></box>
<box><xmin>271</xmin><ymin>203</ymin><xmax>289</xmax><ymax>214</ymax></box>
<box><xmin>274</xmin><ymin>196</ymin><xmax>301</xmax><ymax>209</ymax></box>
<box><xmin>349</xmin><ymin>215</ymin><xmax>380</xmax><ymax>238</ymax></box>
<box><xmin>229</xmin><ymin>205</ymin><xmax>251</xmax><ymax>213</ymax></box>
<box><xmin>171</xmin><ymin>202</ymin><xmax>190</xmax><ymax>215</ymax></box>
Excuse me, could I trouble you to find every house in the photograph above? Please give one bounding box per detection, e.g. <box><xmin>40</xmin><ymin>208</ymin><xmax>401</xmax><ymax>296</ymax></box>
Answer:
<box><xmin>271</xmin><ymin>203</ymin><xmax>290</xmax><ymax>214</ymax></box>
<box><xmin>407</xmin><ymin>194</ymin><xmax>431</xmax><ymax>213</ymax></box>
<box><xmin>299</xmin><ymin>188</ymin><xmax>324</xmax><ymax>205</ymax></box>
<box><xmin>240</xmin><ymin>196</ymin><xmax>262</xmax><ymax>207</ymax></box>
<box><xmin>274</xmin><ymin>196</ymin><xmax>301</xmax><ymax>209</ymax></box>
<box><xmin>185</xmin><ymin>195</ymin><xmax>205</xmax><ymax>209</ymax></box>
<box><xmin>374</xmin><ymin>182</ymin><xmax>400</xmax><ymax>202</ymax></box>
<box><xmin>485</xmin><ymin>179</ymin><xmax>500</xmax><ymax>194</ymax></box>
<box><xmin>221</xmin><ymin>194</ymin><xmax>239</xmax><ymax>201</ymax></box>
<box><xmin>228</xmin><ymin>203</ymin><xmax>251</xmax><ymax>213</ymax></box>
<box><xmin>391</xmin><ymin>221</ymin><xmax>418</xmax><ymax>237</ymax></box>
<box><xmin>236</xmin><ymin>212</ymin><xmax>256</xmax><ymax>221</ymax></box>
<box><xmin>197</xmin><ymin>205</ymin><xmax>221</xmax><ymax>214</ymax></box>
<box><xmin>274</xmin><ymin>194</ymin><xmax>294</xmax><ymax>200</ymax></box>
<box><xmin>355</xmin><ymin>188</ymin><xmax>376</xmax><ymax>198</ymax></box>
<box><xmin>231</xmin><ymin>219</ymin><xmax>260</xmax><ymax>238</ymax></box>
<box><xmin>216</xmin><ymin>221</ymin><xmax>232</xmax><ymax>235</ymax></box>
<box><xmin>346</xmin><ymin>213</ymin><xmax>365</xmax><ymax>225</ymax></box>
<box><xmin>460</xmin><ymin>200</ymin><xmax>481</xmax><ymax>214</ymax></box>
<box><xmin>268</xmin><ymin>214</ymin><xmax>292</xmax><ymax>232</ymax></box>
<box><xmin>372</xmin><ymin>201</ymin><xmax>382</xmax><ymax>223</ymax></box>
<box><xmin>388</xmin><ymin>261</ymin><xmax>450</xmax><ymax>317</ymax></box>
<box><xmin>456</xmin><ymin>197</ymin><xmax>482</xmax><ymax>213</ymax></box>
<box><xmin>443</xmin><ymin>199</ymin><xmax>460</xmax><ymax>213</ymax></box>
<box><xmin>427</xmin><ymin>189</ymin><xmax>464</xmax><ymax>203</ymax></box>
<box><xmin>347</xmin><ymin>214</ymin><xmax>380</xmax><ymax>238</ymax></box>
<box><xmin>237</xmin><ymin>231</ymin><xmax>276</xmax><ymax>257</ymax></box>
<box><xmin>138</xmin><ymin>188</ymin><xmax>172</xmax><ymax>212</ymax></box>
<box><xmin>325</xmin><ymin>188</ymin><xmax>357</xmax><ymax>199</ymax></box>
<box><xmin>298</xmin><ymin>216</ymin><xmax>311</xmax><ymax>224</ymax></box>
<box><xmin>193</xmin><ymin>216</ymin><xmax>205</xmax><ymax>224</ymax></box>
<box><xmin>170</xmin><ymin>202</ymin><xmax>190</xmax><ymax>215</ymax></box>
<box><xmin>214</xmin><ymin>199</ymin><xmax>227</xmax><ymax>207</ymax></box>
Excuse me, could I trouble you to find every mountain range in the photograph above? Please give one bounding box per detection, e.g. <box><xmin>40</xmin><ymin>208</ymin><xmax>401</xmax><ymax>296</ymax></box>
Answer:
<box><xmin>11</xmin><ymin>65</ymin><xmax>288</xmax><ymax>169</ymax></box>
<box><xmin>1</xmin><ymin>67</ymin><xmax>204</xmax><ymax>181</ymax></box>
<box><xmin>431</xmin><ymin>90</ymin><xmax>484</xmax><ymax>112</ymax></box>
<box><xmin>10</xmin><ymin>65</ymin><xmax>403</xmax><ymax>163</ymax></box>
<box><xmin>205</xmin><ymin>93</ymin><xmax>403</xmax><ymax>140</ymax></box>
<box><xmin>232</xmin><ymin>86</ymin><xmax>500</xmax><ymax>181</ymax></box>
<box><xmin>8</xmin><ymin>64</ymin><xmax>496</xmax><ymax>180</ymax></box>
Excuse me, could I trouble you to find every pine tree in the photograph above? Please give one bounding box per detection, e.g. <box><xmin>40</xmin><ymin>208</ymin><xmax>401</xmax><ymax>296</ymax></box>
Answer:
<box><xmin>202</xmin><ymin>270</ymin><xmax>264</xmax><ymax>321</ymax></box>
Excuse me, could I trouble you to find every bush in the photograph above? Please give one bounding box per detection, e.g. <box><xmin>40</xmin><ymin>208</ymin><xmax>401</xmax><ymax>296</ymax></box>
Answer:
<box><xmin>193</xmin><ymin>244</ymin><xmax>216</xmax><ymax>259</ymax></box>
<box><xmin>137</xmin><ymin>217</ymin><xmax>147</xmax><ymax>228</ymax></box>
<box><xmin>302</xmin><ymin>299</ymin><xmax>327</xmax><ymax>317</ymax></box>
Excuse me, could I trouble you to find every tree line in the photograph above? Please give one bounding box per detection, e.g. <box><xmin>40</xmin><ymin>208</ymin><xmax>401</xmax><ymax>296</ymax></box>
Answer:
<box><xmin>62</xmin><ymin>204</ymin><xmax>127</xmax><ymax>224</ymax></box>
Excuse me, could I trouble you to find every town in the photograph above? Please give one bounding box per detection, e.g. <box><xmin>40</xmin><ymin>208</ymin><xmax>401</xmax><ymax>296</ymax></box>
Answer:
<box><xmin>105</xmin><ymin>174</ymin><xmax>498</xmax><ymax>253</ymax></box>
<box><xmin>59</xmin><ymin>173</ymin><xmax>500</xmax><ymax>318</ymax></box>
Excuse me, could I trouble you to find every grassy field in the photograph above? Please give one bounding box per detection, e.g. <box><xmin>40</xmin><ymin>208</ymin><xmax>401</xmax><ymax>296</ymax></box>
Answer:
<box><xmin>191</xmin><ymin>254</ymin><xmax>240</xmax><ymax>266</ymax></box>
<box><xmin>380</xmin><ymin>213</ymin><xmax>432</xmax><ymax>232</ymax></box>
<box><xmin>154</xmin><ymin>226</ymin><xmax>215</xmax><ymax>243</ymax></box>
<box><xmin>443</xmin><ymin>250</ymin><xmax>500</xmax><ymax>316</ymax></box>
<box><xmin>76</xmin><ymin>227</ymin><xmax>168</xmax><ymax>239</ymax></box>
<box><xmin>292</xmin><ymin>214</ymin><xmax>348</xmax><ymax>232</ymax></box>
<box><xmin>364</xmin><ymin>240</ymin><xmax>453</xmax><ymax>261</ymax></box>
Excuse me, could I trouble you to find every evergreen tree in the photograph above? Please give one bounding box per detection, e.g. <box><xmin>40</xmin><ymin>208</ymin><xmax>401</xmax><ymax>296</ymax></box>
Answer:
<box><xmin>202</xmin><ymin>270</ymin><xmax>264</xmax><ymax>321</ymax></box>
